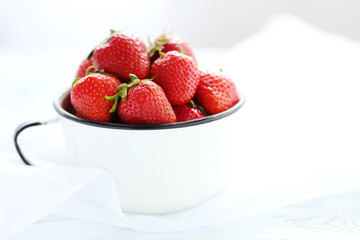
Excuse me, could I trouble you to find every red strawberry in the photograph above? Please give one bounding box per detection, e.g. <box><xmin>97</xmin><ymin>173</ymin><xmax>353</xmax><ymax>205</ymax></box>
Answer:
<box><xmin>148</xmin><ymin>34</ymin><xmax>197</xmax><ymax>64</ymax></box>
<box><xmin>107</xmin><ymin>74</ymin><xmax>176</xmax><ymax>124</ymax></box>
<box><xmin>71</xmin><ymin>73</ymin><xmax>121</xmax><ymax>122</ymax></box>
<box><xmin>75</xmin><ymin>57</ymin><xmax>94</xmax><ymax>79</ymax></box>
<box><xmin>150</xmin><ymin>51</ymin><xmax>200</xmax><ymax>106</ymax></box>
<box><xmin>195</xmin><ymin>71</ymin><xmax>240</xmax><ymax>115</ymax></box>
<box><xmin>93</xmin><ymin>32</ymin><xmax>150</xmax><ymax>81</ymax></box>
<box><xmin>173</xmin><ymin>105</ymin><xmax>205</xmax><ymax>122</ymax></box>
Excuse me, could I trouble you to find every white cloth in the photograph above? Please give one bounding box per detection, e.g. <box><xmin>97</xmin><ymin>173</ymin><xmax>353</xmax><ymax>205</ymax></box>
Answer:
<box><xmin>1</xmin><ymin>15</ymin><xmax>360</xmax><ymax>239</ymax></box>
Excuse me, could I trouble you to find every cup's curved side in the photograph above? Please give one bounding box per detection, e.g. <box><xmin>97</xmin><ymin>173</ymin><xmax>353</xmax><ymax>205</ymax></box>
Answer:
<box><xmin>59</xmin><ymin>113</ymin><xmax>239</xmax><ymax>214</ymax></box>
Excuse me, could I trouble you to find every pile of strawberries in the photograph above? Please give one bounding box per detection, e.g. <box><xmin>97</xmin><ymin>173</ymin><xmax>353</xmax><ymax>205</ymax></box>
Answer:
<box><xmin>70</xmin><ymin>30</ymin><xmax>240</xmax><ymax>124</ymax></box>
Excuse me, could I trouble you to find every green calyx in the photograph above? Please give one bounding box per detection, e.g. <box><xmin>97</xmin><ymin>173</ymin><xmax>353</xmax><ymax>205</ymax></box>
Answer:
<box><xmin>87</xmin><ymin>49</ymin><xmax>94</xmax><ymax>59</ymax></box>
<box><xmin>187</xmin><ymin>100</ymin><xmax>208</xmax><ymax>116</ymax></box>
<box><xmin>86</xmin><ymin>66</ymin><xmax>96</xmax><ymax>75</ymax></box>
<box><xmin>106</xmin><ymin>83</ymin><xmax>127</xmax><ymax>113</ymax></box>
<box><xmin>85</xmin><ymin>66</ymin><xmax>115</xmax><ymax>77</ymax></box>
<box><xmin>177</xmin><ymin>45</ymin><xmax>187</xmax><ymax>55</ymax></box>
<box><xmin>86</xmin><ymin>28</ymin><xmax>126</xmax><ymax>60</ymax></box>
<box><xmin>105</xmin><ymin>74</ymin><xmax>152</xmax><ymax>113</ymax></box>
<box><xmin>71</xmin><ymin>66</ymin><xmax>112</xmax><ymax>88</ymax></box>
<box><xmin>93</xmin><ymin>69</ymin><xmax>116</xmax><ymax>77</ymax></box>
<box><xmin>147</xmin><ymin>34</ymin><xmax>169</xmax><ymax>57</ymax></box>
<box><xmin>147</xmin><ymin>34</ymin><xmax>187</xmax><ymax>57</ymax></box>
<box><xmin>72</xmin><ymin>78</ymin><xmax>81</xmax><ymax>88</ymax></box>
<box><xmin>110</xmin><ymin>27</ymin><xmax>126</xmax><ymax>36</ymax></box>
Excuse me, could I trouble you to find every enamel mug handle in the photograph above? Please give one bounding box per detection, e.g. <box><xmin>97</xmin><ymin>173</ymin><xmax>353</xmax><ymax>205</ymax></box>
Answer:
<box><xmin>14</xmin><ymin>118</ymin><xmax>59</xmax><ymax>166</ymax></box>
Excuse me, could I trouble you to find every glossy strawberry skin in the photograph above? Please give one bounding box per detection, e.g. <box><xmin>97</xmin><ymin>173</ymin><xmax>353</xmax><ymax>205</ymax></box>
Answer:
<box><xmin>173</xmin><ymin>105</ymin><xmax>205</xmax><ymax>122</ymax></box>
<box><xmin>75</xmin><ymin>57</ymin><xmax>94</xmax><ymax>79</ymax></box>
<box><xmin>118</xmin><ymin>81</ymin><xmax>176</xmax><ymax>124</ymax></box>
<box><xmin>93</xmin><ymin>33</ymin><xmax>150</xmax><ymax>81</ymax></box>
<box><xmin>151</xmin><ymin>51</ymin><xmax>200</xmax><ymax>106</ymax></box>
<box><xmin>71</xmin><ymin>73</ymin><xmax>121</xmax><ymax>122</ymax></box>
<box><xmin>195</xmin><ymin>72</ymin><xmax>240</xmax><ymax>115</ymax></box>
<box><xmin>151</xmin><ymin>35</ymin><xmax>197</xmax><ymax>64</ymax></box>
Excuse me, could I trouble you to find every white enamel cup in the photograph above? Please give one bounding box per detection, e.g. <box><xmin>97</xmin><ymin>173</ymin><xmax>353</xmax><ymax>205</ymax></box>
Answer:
<box><xmin>15</xmin><ymin>90</ymin><xmax>246</xmax><ymax>214</ymax></box>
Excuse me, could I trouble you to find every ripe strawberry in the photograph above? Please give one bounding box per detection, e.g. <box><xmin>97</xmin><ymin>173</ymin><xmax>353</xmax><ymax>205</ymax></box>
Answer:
<box><xmin>173</xmin><ymin>105</ymin><xmax>205</xmax><ymax>122</ymax></box>
<box><xmin>71</xmin><ymin>73</ymin><xmax>121</xmax><ymax>122</ymax></box>
<box><xmin>150</xmin><ymin>51</ymin><xmax>200</xmax><ymax>106</ymax></box>
<box><xmin>107</xmin><ymin>74</ymin><xmax>176</xmax><ymax>124</ymax></box>
<box><xmin>195</xmin><ymin>71</ymin><xmax>240</xmax><ymax>115</ymax></box>
<box><xmin>148</xmin><ymin>34</ymin><xmax>197</xmax><ymax>64</ymax></box>
<box><xmin>92</xmin><ymin>32</ymin><xmax>150</xmax><ymax>81</ymax></box>
<box><xmin>75</xmin><ymin>57</ymin><xmax>94</xmax><ymax>78</ymax></box>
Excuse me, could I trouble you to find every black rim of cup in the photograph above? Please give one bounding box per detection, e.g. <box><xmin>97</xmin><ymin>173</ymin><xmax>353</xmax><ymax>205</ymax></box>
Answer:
<box><xmin>53</xmin><ymin>89</ymin><xmax>246</xmax><ymax>130</ymax></box>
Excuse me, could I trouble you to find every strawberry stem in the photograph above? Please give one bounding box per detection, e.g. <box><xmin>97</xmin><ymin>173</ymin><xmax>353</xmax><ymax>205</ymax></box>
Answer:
<box><xmin>127</xmin><ymin>79</ymin><xmax>140</xmax><ymax>88</ymax></box>
<box><xmin>93</xmin><ymin>69</ymin><xmax>116</xmax><ymax>77</ymax></box>
<box><xmin>116</xmin><ymin>83</ymin><xmax>128</xmax><ymax>91</ymax></box>
<box><xmin>72</xmin><ymin>78</ymin><xmax>81</xmax><ymax>88</ymax></box>
<box><xmin>106</xmin><ymin>74</ymin><xmax>145</xmax><ymax>113</ymax></box>
<box><xmin>188</xmin><ymin>100</ymin><xmax>197</xmax><ymax>108</ymax></box>
<box><xmin>87</xmin><ymin>49</ymin><xmax>94</xmax><ymax>59</ymax></box>
<box><xmin>119</xmin><ymin>86</ymin><xmax>128</xmax><ymax>101</ymax></box>
<box><xmin>187</xmin><ymin>100</ymin><xmax>208</xmax><ymax>116</ymax></box>
<box><xmin>105</xmin><ymin>94</ymin><xmax>118</xmax><ymax>101</ymax></box>
<box><xmin>110</xmin><ymin>28</ymin><xmax>126</xmax><ymax>36</ymax></box>
<box><xmin>109</xmin><ymin>96</ymin><xmax>119</xmax><ymax>113</ymax></box>
<box><xmin>147</xmin><ymin>34</ymin><xmax>169</xmax><ymax>57</ymax></box>
<box><xmin>197</xmin><ymin>106</ymin><xmax>208</xmax><ymax>116</ymax></box>
<box><xmin>86</xmin><ymin>66</ymin><xmax>96</xmax><ymax>76</ymax></box>
<box><xmin>177</xmin><ymin>45</ymin><xmax>187</xmax><ymax>55</ymax></box>
<box><xmin>86</xmin><ymin>28</ymin><xmax>126</xmax><ymax>62</ymax></box>
<box><xmin>129</xmin><ymin>74</ymin><xmax>138</xmax><ymax>82</ymax></box>
<box><xmin>105</xmin><ymin>91</ymin><xmax>121</xmax><ymax>100</ymax></box>
<box><xmin>106</xmin><ymin>82</ymin><xmax>127</xmax><ymax>113</ymax></box>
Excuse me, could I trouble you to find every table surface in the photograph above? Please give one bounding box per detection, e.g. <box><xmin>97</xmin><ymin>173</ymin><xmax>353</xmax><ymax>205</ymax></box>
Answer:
<box><xmin>92</xmin><ymin>191</ymin><xmax>360</xmax><ymax>239</ymax></box>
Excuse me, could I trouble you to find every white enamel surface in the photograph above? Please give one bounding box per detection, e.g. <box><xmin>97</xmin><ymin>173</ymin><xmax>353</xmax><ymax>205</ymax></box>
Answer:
<box><xmin>60</xmin><ymin>109</ymin><xmax>240</xmax><ymax>214</ymax></box>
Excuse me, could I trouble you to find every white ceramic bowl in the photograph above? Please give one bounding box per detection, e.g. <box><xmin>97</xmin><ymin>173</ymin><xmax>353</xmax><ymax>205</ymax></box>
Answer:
<box><xmin>15</xmin><ymin>90</ymin><xmax>246</xmax><ymax>214</ymax></box>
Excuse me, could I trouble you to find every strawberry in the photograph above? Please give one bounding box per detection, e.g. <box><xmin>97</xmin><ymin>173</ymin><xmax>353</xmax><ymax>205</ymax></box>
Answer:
<box><xmin>71</xmin><ymin>73</ymin><xmax>121</xmax><ymax>122</ymax></box>
<box><xmin>150</xmin><ymin>51</ymin><xmax>200</xmax><ymax>106</ymax></box>
<box><xmin>75</xmin><ymin>57</ymin><xmax>94</xmax><ymax>78</ymax></box>
<box><xmin>106</xmin><ymin>74</ymin><xmax>176</xmax><ymax>124</ymax></box>
<box><xmin>173</xmin><ymin>104</ymin><xmax>205</xmax><ymax>122</ymax></box>
<box><xmin>92</xmin><ymin>32</ymin><xmax>150</xmax><ymax>81</ymax></box>
<box><xmin>148</xmin><ymin>34</ymin><xmax>197</xmax><ymax>64</ymax></box>
<box><xmin>195</xmin><ymin>71</ymin><xmax>240</xmax><ymax>115</ymax></box>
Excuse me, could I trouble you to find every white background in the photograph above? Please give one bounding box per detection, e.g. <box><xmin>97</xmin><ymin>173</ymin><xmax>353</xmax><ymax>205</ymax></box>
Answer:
<box><xmin>1</xmin><ymin>0</ymin><xmax>360</xmax><ymax>49</ymax></box>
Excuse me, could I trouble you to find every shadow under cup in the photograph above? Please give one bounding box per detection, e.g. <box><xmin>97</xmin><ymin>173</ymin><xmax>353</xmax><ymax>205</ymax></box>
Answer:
<box><xmin>31</xmin><ymin>90</ymin><xmax>246</xmax><ymax>214</ymax></box>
